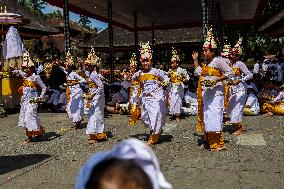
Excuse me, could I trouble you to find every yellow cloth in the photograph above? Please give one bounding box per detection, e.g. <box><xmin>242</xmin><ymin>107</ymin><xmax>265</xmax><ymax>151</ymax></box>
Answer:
<box><xmin>139</xmin><ymin>74</ymin><xmax>159</xmax><ymax>82</ymax></box>
<box><xmin>243</xmin><ymin>108</ymin><xmax>256</xmax><ymax>115</ymax></box>
<box><xmin>129</xmin><ymin>81</ymin><xmax>141</xmax><ymax>127</ymax></box>
<box><xmin>67</xmin><ymin>80</ymin><xmax>79</xmax><ymax>86</ymax></box>
<box><xmin>169</xmin><ymin>72</ymin><xmax>183</xmax><ymax>83</ymax></box>
<box><xmin>89</xmin><ymin>133</ymin><xmax>108</xmax><ymax>141</ymax></box>
<box><xmin>204</xmin><ymin>132</ymin><xmax>224</xmax><ymax>150</ymax></box>
<box><xmin>88</xmin><ymin>81</ymin><xmax>97</xmax><ymax>88</ymax></box>
<box><xmin>261</xmin><ymin>102</ymin><xmax>284</xmax><ymax>115</ymax></box>
<box><xmin>196</xmin><ymin>64</ymin><xmax>223</xmax><ymax>132</ymax></box>
<box><xmin>18</xmin><ymin>79</ymin><xmax>37</xmax><ymax>96</ymax></box>
<box><xmin>147</xmin><ymin>133</ymin><xmax>161</xmax><ymax>145</ymax></box>
<box><xmin>224</xmin><ymin>82</ymin><xmax>230</xmax><ymax>109</ymax></box>
<box><xmin>232</xmin><ymin>67</ymin><xmax>241</xmax><ymax>76</ymax></box>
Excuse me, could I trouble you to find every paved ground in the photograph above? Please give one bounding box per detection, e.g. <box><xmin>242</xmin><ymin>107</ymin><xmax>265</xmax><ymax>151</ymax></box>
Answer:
<box><xmin>0</xmin><ymin>112</ymin><xmax>283</xmax><ymax>189</ymax></box>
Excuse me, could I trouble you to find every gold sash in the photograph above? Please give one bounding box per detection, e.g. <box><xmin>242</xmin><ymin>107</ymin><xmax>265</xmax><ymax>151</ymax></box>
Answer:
<box><xmin>197</xmin><ymin>64</ymin><xmax>223</xmax><ymax>132</ymax></box>
<box><xmin>67</xmin><ymin>80</ymin><xmax>79</xmax><ymax>86</ymax></box>
<box><xmin>88</xmin><ymin>81</ymin><xmax>97</xmax><ymax>88</ymax></box>
<box><xmin>170</xmin><ymin>73</ymin><xmax>183</xmax><ymax>83</ymax></box>
<box><xmin>129</xmin><ymin>81</ymin><xmax>141</xmax><ymax>127</ymax></box>
<box><xmin>18</xmin><ymin>79</ymin><xmax>37</xmax><ymax>96</ymax></box>
<box><xmin>139</xmin><ymin>74</ymin><xmax>159</xmax><ymax>82</ymax></box>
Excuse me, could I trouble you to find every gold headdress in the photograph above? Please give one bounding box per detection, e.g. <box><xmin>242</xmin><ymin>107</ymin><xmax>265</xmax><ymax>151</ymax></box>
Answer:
<box><xmin>203</xmin><ymin>28</ymin><xmax>217</xmax><ymax>49</ymax></box>
<box><xmin>65</xmin><ymin>50</ymin><xmax>75</xmax><ymax>67</ymax></box>
<box><xmin>129</xmin><ymin>53</ymin><xmax>137</xmax><ymax>68</ymax></box>
<box><xmin>139</xmin><ymin>41</ymin><xmax>152</xmax><ymax>61</ymax></box>
<box><xmin>85</xmin><ymin>47</ymin><xmax>102</xmax><ymax>67</ymax></box>
<box><xmin>22</xmin><ymin>51</ymin><xmax>35</xmax><ymax>67</ymax></box>
<box><xmin>221</xmin><ymin>41</ymin><xmax>231</xmax><ymax>58</ymax></box>
<box><xmin>231</xmin><ymin>36</ymin><xmax>243</xmax><ymax>55</ymax></box>
<box><xmin>171</xmin><ymin>47</ymin><xmax>180</xmax><ymax>62</ymax></box>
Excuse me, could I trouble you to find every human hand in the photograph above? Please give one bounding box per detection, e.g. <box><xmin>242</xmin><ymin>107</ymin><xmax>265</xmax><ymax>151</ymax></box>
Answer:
<box><xmin>192</xmin><ymin>51</ymin><xmax>199</xmax><ymax>61</ymax></box>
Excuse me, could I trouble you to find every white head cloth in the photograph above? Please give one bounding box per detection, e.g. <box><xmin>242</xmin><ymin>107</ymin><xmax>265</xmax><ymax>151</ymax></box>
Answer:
<box><xmin>75</xmin><ymin>138</ymin><xmax>172</xmax><ymax>189</ymax></box>
<box><xmin>2</xmin><ymin>26</ymin><xmax>24</xmax><ymax>60</ymax></box>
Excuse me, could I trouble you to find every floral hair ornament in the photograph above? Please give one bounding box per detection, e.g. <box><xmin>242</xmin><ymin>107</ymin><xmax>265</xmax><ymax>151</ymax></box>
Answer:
<box><xmin>231</xmin><ymin>36</ymin><xmax>243</xmax><ymax>56</ymax></box>
<box><xmin>203</xmin><ymin>28</ymin><xmax>217</xmax><ymax>49</ymax></box>
<box><xmin>22</xmin><ymin>50</ymin><xmax>35</xmax><ymax>68</ymax></box>
<box><xmin>85</xmin><ymin>47</ymin><xmax>102</xmax><ymax>67</ymax></box>
<box><xmin>221</xmin><ymin>40</ymin><xmax>232</xmax><ymax>58</ymax></box>
<box><xmin>171</xmin><ymin>47</ymin><xmax>180</xmax><ymax>62</ymax></box>
<box><xmin>139</xmin><ymin>41</ymin><xmax>152</xmax><ymax>61</ymax></box>
<box><xmin>65</xmin><ymin>50</ymin><xmax>75</xmax><ymax>67</ymax></box>
<box><xmin>129</xmin><ymin>52</ymin><xmax>137</xmax><ymax>69</ymax></box>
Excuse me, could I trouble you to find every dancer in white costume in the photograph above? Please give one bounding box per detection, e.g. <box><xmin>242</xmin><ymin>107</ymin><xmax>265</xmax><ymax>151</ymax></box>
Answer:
<box><xmin>168</xmin><ymin>47</ymin><xmax>189</xmax><ymax>122</ymax></box>
<box><xmin>13</xmin><ymin>51</ymin><xmax>46</xmax><ymax>144</ymax></box>
<box><xmin>64</xmin><ymin>51</ymin><xmax>86</xmax><ymax>129</ymax></box>
<box><xmin>132</xmin><ymin>42</ymin><xmax>169</xmax><ymax>145</ymax></box>
<box><xmin>226</xmin><ymin>37</ymin><xmax>253</xmax><ymax>135</ymax></box>
<box><xmin>192</xmin><ymin>29</ymin><xmax>234</xmax><ymax>151</ymax></box>
<box><xmin>84</xmin><ymin>48</ymin><xmax>107</xmax><ymax>143</ymax></box>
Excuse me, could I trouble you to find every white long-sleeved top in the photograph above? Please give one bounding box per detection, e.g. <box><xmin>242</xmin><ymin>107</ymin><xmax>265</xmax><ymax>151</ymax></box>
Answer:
<box><xmin>13</xmin><ymin>70</ymin><xmax>46</xmax><ymax>98</ymax></box>
<box><xmin>67</xmin><ymin>71</ymin><xmax>87</xmax><ymax>95</ymax></box>
<box><xmin>271</xmin><ymin>91</ymin><xmax>284</xmax><ymax>103</ymax></box>
<box><xmin>132</xmin><ymin>68</ymin><xmax>169</xmax><ymax>99</ymax></box>
<box><xmin>88</xmin><ymin>70</ymin><xmax>104</xmax><ymax>99</ymax></box>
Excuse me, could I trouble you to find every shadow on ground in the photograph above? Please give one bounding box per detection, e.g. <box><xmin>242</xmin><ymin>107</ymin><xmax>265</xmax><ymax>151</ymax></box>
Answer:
<box><xmin>0</xmin><ymin>154</ymin><xmax>52</xmax><ymax>175</ymax></box>
<box><xmin>129</xmin><ymin>133</ymin><xmax>173</xmax><ymax>144</ymax></box>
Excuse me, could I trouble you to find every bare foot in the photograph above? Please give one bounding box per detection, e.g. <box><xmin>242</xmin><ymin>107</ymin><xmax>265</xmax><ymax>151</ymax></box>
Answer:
<box><xmin>88</xmin><ymin>140</ymin><xmax>97</xmax><ymax>144</ymax></box>
<box><xmin>263</xmin><ymin>112</ymin><xmax>273</xmax><ymax>117</ymax></box>
<box><xmin>23</xmin><ymin>139</ymin><xmax>30</xmax><ymax>144</ymax></box>
<box><xmin>232</xmin><ymin>129</ymin><xmax>243</xmax><ymax>136</ymax></box>
<box><xmin>176</xmin><ymin>117</ymin><xmax>181</xmax><ymax>123</ymax></box>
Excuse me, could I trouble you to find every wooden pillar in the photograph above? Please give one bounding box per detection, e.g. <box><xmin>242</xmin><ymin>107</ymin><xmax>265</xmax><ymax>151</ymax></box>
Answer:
<box><xmin>201</xmin><ymin>0</ymin><xmax>208</xmax><ymax>39</ymax></box>
<box><xmin>151</xmin><ymin>22</ymin><xmax>156</xmax><ymax>67</ymax></box>
<box><xmin>63</xmin><ymin>0</ymin><xmax>70</xmax><ymax>54</ymax></box>
<box><xmin>133</xmin><ymin>11</ymin><xmax>139</xmax><ymax>67</ymax></box>
<box><xmin>211</xmin><ymin>0</ymin><xmax>217</xmax><ymax>36</ymax></box>
<box><xmin>108</xmin><ymin>0</ymin><xmax>114</xmax><ymax>83</ymax></box>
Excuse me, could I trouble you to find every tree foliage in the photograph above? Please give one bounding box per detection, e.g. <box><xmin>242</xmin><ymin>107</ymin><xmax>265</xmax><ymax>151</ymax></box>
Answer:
<box><xmin>78</xmin><ymin>15</ymin><xmax>91</xmax><ymax>29</ymax></box>
<box><xmin>223</xmin><ymin>0</ymin><xmax>284</xmax><ymax>60</ymax></box>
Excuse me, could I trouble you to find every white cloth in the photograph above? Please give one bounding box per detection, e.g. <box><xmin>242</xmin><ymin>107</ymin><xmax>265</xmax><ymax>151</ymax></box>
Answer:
<box><xmin>2</xmin><ymin>26</ymin><xmax>24</xmax><ymax>60</ymax></box>
<box><xmin>86</xmin><ymin>71</ymin><xmax>105</xmax><ymax>135</ymax></box>
<box><xmin>271</xmin><ymin>91</ymin><xmax>284</xmax><ymax>103</ymax></box>
<box><xmin>244</xmin><ymin>93</ymin><xmax>260</xmax><ymax>115</ymax></box>
<box><xmin>16</xmin><ymin>71</ymin><xmax>46</xmax><ymax>131</ymax></box>
<box><xmin>227</xmin><ymin>61</ymin><xmax>253</xmax><ymax>123</ymax></box>
<box><xmin>132</xmin><ymin>68</ymin><xmax>169</xmax><ymax>134</ymax></box>
<box><xmin>253</xmin><ymin>63</ymin><xmax>260</xmax><ymax>74</ymax></box>
<box><xmin>58</xmin><ymin>92</ymin><xmax>67</xmax><ymax>111</ymax></box>
<box><xmin>66</xmin><ymin>71</ymin><xmax>86</xmax><ymax>122</ymax></box>
<box><xmin>168</xmin><ymin>67</ymin><xmax>189</xmax><ymax>115</ymax></box>
<box><xmin>194</xmin><ymin>57</ymin><xmax>234</xmax><ymax>132</ymax></box>
<box><xmin>48</xmin><ymin>90</ymin><xmax>60</xmax><ymax>106</ymax></box>
<box><xmin>183</xmin><ymin>91</ymin><xmax>198</xmax><ymax>115</ymax></box>
<box><xmin>75</xmin><ymin>138</ymin><xmax>172</xmax><ymax>189</ymax></box>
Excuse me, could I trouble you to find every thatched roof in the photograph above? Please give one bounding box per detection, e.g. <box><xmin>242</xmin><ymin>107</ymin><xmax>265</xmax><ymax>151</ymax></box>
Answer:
<box><xmin>47</xmin><ymin>17</ymin><xmax>95</xmax><ymax>34</ymax></box>
<box><xmin>80</xmin><ymin>27</ymin><xmax>203</xmax><ymax>48</ymax></box>
<box><xmin>258</xmin><ymin>9</ymin><xmax>284</xmax><ymax>37</ymax></box>
<box><xmin>0</xmin><ymin>0</ymin><xmax>59</xmax><ymax>34</ymax></box>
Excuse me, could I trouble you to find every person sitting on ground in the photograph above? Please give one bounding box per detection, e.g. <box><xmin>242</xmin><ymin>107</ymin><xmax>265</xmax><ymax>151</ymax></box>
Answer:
<box><xmin>262</xmin><ymin>83</ymin><xmax>284</xmax><ymax>116</ymax></box>
<box><xmin>243</xmin><ymin>84</ymin><xmax>260</xmax><ymax>116</ymax></box>
<box><xmin>182</xmin><ymin>85</ymin><xmax>198</xmax><ymax>116</ymax></box>
<box><xmin>105</xmin><ymin>86</ymin><xmax>129</xmax><ymax>114</ymax></box>
<box><xmin>75</xmin><ymin>138</ymin><xmax>172</xmax><ymax>189</ymax></box>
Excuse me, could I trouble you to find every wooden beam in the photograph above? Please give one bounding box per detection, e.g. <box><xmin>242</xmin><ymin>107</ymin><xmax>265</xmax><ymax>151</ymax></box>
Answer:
<box><xmin>108</xmin><ymin>0</ymin><xmax>114</xmax><ymax>83</ymax></box>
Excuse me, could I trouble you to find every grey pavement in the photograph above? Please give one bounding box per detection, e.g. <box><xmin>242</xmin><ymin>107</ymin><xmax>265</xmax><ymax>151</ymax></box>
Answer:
<box><xmin>0</xmin><ymin>112</ymin><xmax>283</xmax><ymax>189</ymax></box>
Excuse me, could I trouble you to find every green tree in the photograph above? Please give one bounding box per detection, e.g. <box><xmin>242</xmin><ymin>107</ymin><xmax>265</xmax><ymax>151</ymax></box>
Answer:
<box><xmin>78</xmin><ymin>15</ymin><xmax>91</xmax><ymax>30</ymax></box>
<box><xmin>44</xmin><ymin>10</ymin><xmax>63</xmax><ymax>19</ymax></box>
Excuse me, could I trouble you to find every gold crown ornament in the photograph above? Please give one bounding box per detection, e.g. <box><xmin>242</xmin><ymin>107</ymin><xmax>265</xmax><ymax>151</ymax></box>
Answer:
<box><xmin>221</xmin><ymin>41</ymin><xmax>232</xmax><ymax>58</ymax></box>
<box><xmin>85</xmin><ymin>47</ymin><xmax>102</xmax><ymax>67</ymax></box>
<box><xmin>203</xmin><ymin>28</ymin><xmax>217</xmax><ymax>49</ymax></box>
<box><xmin>171</xmin><ymin>47</ymin><xmax>180</xmax><ymax>62</ymax></box>
<box><xmin>139</xmin><ymin>41</ymin><xmax>152</xmax><ymax>61</ymax></box>
<box><xmin>129</xmin><ymin>53</ymin><xmax>137</xmax><ymax>68</ymax></box>
<box><xmin>65</xmin><ymin>50</ymin><xmax>75</xmax><ymax>67</ymax></box>
<box><xmin>231</xmin><ymin>36</ymin><xmax>243</xmax><ymax>56</ymax></box>
<box><xmin>22</xmin><ymin>51</ymin><xmax>35</xmax><ymax>68</ymax></box>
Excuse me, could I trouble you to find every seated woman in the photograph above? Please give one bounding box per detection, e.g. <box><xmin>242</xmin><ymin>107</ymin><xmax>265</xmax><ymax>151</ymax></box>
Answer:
<box><xmin>243</xmin><ymin>84</ymin><xmax>260</xmax><ymax>116</ymax></box>
<box><xmin>182</xmin><ymin>89</ymin><xmax>198</xmax><ymax>116</ymax></box>
<box><xmin>262</xmin><ymin>84</ymin><xmax>284</xmax><ymax>116</ymax></box>
<box><xmin>105</xmin><ymin>86</ymin><xmax>129</xmax><ymax>114</ymax></box>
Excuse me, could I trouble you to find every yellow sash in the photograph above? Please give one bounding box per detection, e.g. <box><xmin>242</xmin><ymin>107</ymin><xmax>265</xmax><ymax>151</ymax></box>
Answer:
<box><xmin>67</xmin><ymin>80</ymin><xmax>79</xmax><ymax>86</ymax></box>
<box><xmin>88</xmin><ymin>81</ymin><xmax>97</xmax><ymax>88</ymax></box>
<box><xmin>139</xmin><ymin>74</ymin><xmax>159</xmax><ymax>82</ymax></box>
<box><xmin>129</xmin><ymin>80</ymin><xmax>141</xmax><ymax>127</ymax></box>
<box><xmin>170</xmin><ymin>72</ymin><xmax>183</xmax><ymax>83</ymax></box>
<box><xmin>18</xmin><ymin>79</ymin><xmax>37</xmax><ymax>96</ymax></box>
<box><xmin>197</xmin><ymin>64</ymin><xmax>223</xmax><ymax>132</ymax></box>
